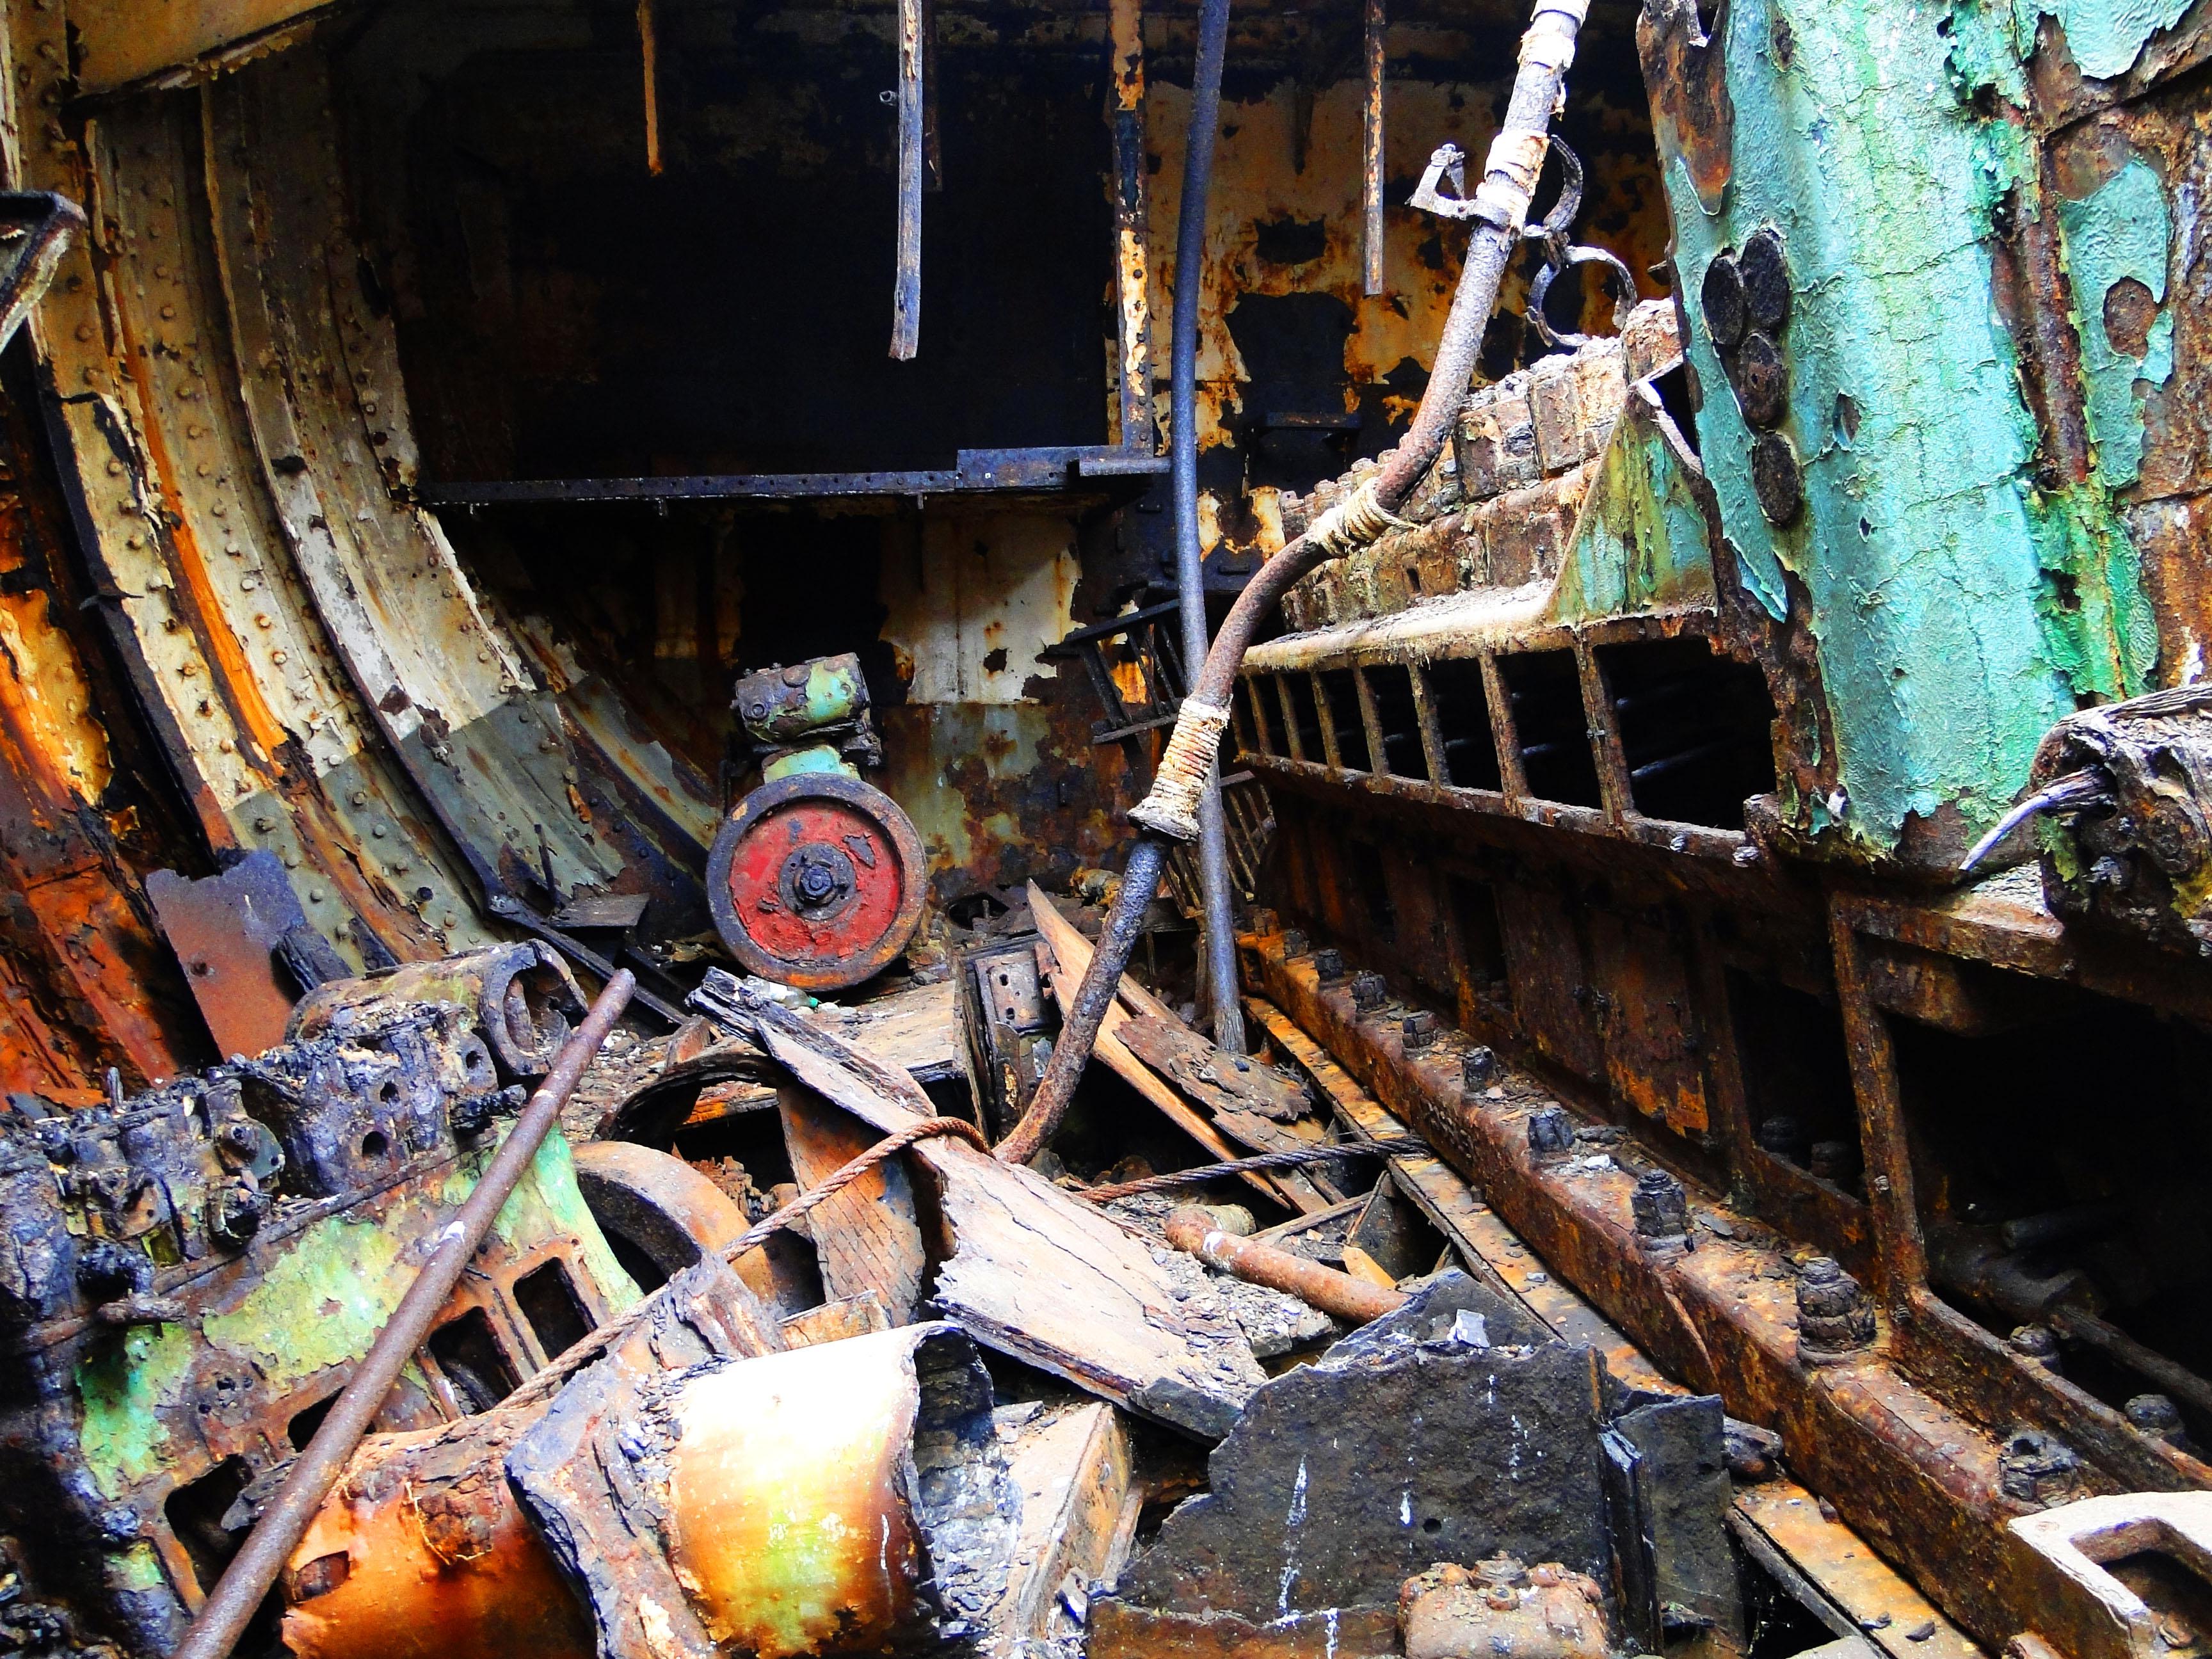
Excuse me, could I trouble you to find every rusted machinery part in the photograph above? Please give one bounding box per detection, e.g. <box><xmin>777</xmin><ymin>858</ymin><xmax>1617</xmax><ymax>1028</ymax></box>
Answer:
<box><xmin>707</xmin><ymin>771</ymin><xmax>929</xmax><ymax>992</ymax></box>
<box><xmin>1164</xmin><ymin>1204</ymin><xmax>1408</xmax><ymax>1326</ymax></box>
<box><xmin>572</xmin><ymin>1140</ymin><xmax>751</xmax><ymax>1281</ymax></box>
<box><xmin>172</xmin><ymin>970</ymin><xmax>636</xmax><ymax>1659</ymax></box>
<box><xmin>660</xmin><ymin>1326</ymin><xmax>1013</xmax><ymax>1654</ymax></box>
<box><xmin>1000</xmin><ymin>0</ymin><xmax>1592</xmax><ymax>1166</ymax></box>
<box><xmin>280</xmin><ymin>1413</ymin><xmax>596</xmax><ymax>1659</ymax></box>
<box><xmin>289</xmin><ymin>942</ymin><xmax>588</xmax><ymax>1078</ymax></box>
<box><xmin>504</xmin><ymin>1114</ymin><xmax>990</xmax><ymax>1413</ymax></box>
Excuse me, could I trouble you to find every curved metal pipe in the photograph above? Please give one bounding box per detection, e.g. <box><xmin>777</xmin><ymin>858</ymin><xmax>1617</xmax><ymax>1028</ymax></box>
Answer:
<box><xmin>1171</xmin><ymin>0</ymin><xmax>1245</xmax><ymax>1057</ymax></box>
<box><xmin>999</xmin><ymin>0</ymin><xmax>1593</xmax><ymax>1165</ymax></box>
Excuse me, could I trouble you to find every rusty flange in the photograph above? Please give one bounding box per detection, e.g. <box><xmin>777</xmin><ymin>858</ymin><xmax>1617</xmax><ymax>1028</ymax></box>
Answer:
<box><xmin>706</xmin><ymin>773</ymin><xmax>927</xmax><ymax>991</ymax></box>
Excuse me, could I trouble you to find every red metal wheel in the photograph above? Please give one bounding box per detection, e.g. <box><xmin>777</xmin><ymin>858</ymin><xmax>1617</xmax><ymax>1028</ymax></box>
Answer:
<box><xmin>705</xmin><ymin>774</ymin><xmax>928</xmax><ymax>992</ymax></box>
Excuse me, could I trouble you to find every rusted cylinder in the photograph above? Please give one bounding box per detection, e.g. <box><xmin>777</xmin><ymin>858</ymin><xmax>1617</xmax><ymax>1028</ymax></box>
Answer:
<box><xmin>281</xmin><ymin>1416</ymin><xmax>595</xmax><ymax>1659</ymax></box>
<box><xmin>289</xmin><ymin>942</ymin><xmax>586</xmax><ymax>1077</ymax></box>
<box><xmin>281</xmin><ymin>1323</ymin><xmax>1016</xmax><ymax>1659</ymax></box>
<box><xmin>1164</xmin><ymin>1205</ymin><xmax>1408</xmax><ymax>1325</ymax></box>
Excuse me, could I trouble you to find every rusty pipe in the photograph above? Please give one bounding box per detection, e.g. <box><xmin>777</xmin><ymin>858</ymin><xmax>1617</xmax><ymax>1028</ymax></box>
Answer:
<box><xmin>1164</xmin><ymin>1205</ymin><xmax>1407</xmax><ymax>1325</ymax></box>
<box><xmin>173</xmin><ymin>970</ymin><xmax>637</xmax><ymax>1659</ymax></box>
<box><xmin>1002</xmin><ymin>0</ymin><xmax>1592</xmax><ymax>1165</ymax></box>
<box><xmin>1171</xmin><ymin>0</ymin><xmax>1245</xmax><ymax>1059</ymax></box>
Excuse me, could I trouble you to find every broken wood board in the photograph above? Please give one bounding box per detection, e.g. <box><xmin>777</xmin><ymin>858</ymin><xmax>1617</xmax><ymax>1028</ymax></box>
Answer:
<box><xmin>1027</xmin><ymin>881</ymin><xmax>1182</xmax><ymax>1024</ymax></box>
<box><xmin>779</xmin><ymin>1290</ymin><xmax>893</xmax><ymax>1348</ymax></box>
<box><xmin>1732</xmin><ymin>1480</ymin><xmax>1980</xmax><ymax>1659</ymax></box>
<box><xmin>805</xmin><ymin>977</ymin><xmax>968</xmax><ymax>1086</ymax></box>
<box><xmin>988</xmin><ymin>1401</ymin><xmax>1134</xmax><ymax>1655</ymax></box>
<box><xmin>746</xmin><ymin>993</ymin><xmax>1267</xmax><ymax>1438</ymax></box>
<box><xmin>778</xmin><ymin>1084</ymin><xmax>928</xmax><ymax>1323</ymax></box>
<box><xmin>1246</xmin><ymin>995</ymin><xmax>1672</xmax><ymax>1394</ymax></box>
<box><xmin>1027</xmin><ymin>887</ymin><xmax>1316</xmax><ymax>1212</ymax></box>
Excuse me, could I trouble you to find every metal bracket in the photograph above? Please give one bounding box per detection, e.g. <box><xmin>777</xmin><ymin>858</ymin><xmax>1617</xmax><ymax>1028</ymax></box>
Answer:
<box><xmin>1407</xmin><ymin>143</ymin><xmax>1481</xmax><ymax>220</ymax></box>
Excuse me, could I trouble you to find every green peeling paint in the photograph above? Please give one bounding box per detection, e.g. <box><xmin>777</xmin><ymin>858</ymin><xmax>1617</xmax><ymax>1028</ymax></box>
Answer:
<box><xmin>2056</xmin><ymin>159</ymin><xmax>2175</xmax><ymax>489</ymax></box>
<box><xmin>763</xmin><ymin>742</ymin><xmax>858</xmax><ymax>782</ymax></box>
<box><xmin>1653</xmin><ymin>0</ymin><xmax>2161</xmax><ymax>852</ymax></box>
<box><xmin>2021</xmin><ymin>0</ymin><xmax>2190</xmax><ymax>76</ymax></box>
<box><xmin>1554</xmin><ymin>399</ymin><xmax>1718</xmax><ymax>621</ymax></box>
<box><xmin>74</xmin><ymin>1132</ymin><xmax>636</xmax><ymax>1503</ymax></box>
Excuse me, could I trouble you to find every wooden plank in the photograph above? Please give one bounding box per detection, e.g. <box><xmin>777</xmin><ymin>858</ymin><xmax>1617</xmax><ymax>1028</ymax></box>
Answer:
<box><xmin>988</xmin><ymin>1402</ymin><xmax>1134</xmax><ymax>1654</ymax></box>
<box><xmin>778</xmin><ymin>1084</ymin><xmax>929</xmax><ymax>1324</ymax></box>
<box><xmin>806</xmin><ymin>978</ymin><xmax>966</xmax><ymax>1084</ymax></box>
<box><xmin>750</xmin><ymin>1003</ymin><xmax>1265</xmax><ymax>1438</ymax></box>
<box><xmin>1246</xmin><ymin>995</ymin><xmax>1674</xmax><ymax>1394</ymax></box>
<box><xmin>1029</xmin><ymin>886</ymin><xmax>1313</xmax><ymax>1210</ymax></box>
<box><xmin>778</xmin><ymin>1291</ymin><xmax>893</xmax><ymax>1349</ymax></box>
<box><xmin>1734</xmin><ymin>1481</ymin><xmax>1983</xmax><ymax>1659</ymax></box>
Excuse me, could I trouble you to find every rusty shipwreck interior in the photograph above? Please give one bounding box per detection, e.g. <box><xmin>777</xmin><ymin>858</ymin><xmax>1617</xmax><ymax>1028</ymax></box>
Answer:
<box><xmin>0</xmin><ymin>0</ymin><xmax>2210</xmax><ymax>1656</ymax></box>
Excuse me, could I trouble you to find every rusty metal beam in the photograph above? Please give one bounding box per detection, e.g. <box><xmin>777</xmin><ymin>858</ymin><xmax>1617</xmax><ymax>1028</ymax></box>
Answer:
<box><xmin>891</xmin><ymin>0</ymin><xmax>926</xmax><ymax>360</ymax></box>
<box><xmin>65</xmin><ymin>0</ymin><xmax>338</xmax><ymax>97</ymax></box>
<box><xmin>1109</xmin><ymin>0</ymin><xmax>1155</xmax><ymax>450</ymax></box>
<box><xmin>1363</xmin><ymin>0</ymin><xmax>1387</xmax><ymax>297</ymax></box>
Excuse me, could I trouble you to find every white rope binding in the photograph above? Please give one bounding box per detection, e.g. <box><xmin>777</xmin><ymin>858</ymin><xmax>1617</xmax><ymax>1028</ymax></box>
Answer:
<box><xmin>1303</xmin><ymin>477</ymin><xmax>1411</xmax><ymax>560</ymax></box>
<box><xmin>1129</xmin><ymin>696</ymin><xmax>1233</xmax><ymax>842</ymax></box>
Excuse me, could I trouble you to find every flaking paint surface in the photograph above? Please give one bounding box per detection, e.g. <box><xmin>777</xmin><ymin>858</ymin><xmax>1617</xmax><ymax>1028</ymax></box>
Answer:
<box><xmin>1658</xmin><ymin>0</ymin><xmax>2114</xmax><ymax>848</ymax></box>
<box><xmin>2056</xmin><ymin>157</ymin><xmax>2176</xmax><ymax>489</ymax></box>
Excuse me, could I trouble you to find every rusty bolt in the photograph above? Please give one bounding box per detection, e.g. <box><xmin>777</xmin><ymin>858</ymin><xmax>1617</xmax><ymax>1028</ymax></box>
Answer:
<box><xmin>1350</xmin><ymin>972</ymin><xmax>1388</xmax><ymax>1011</ymax></box>
<box><xmin>1401</xmin><ymin>1011</ymin><xmax>1441</xmax><ymax>1050</ymax></box>
<box><xmin>1756</xmin><ymin>1114</ymin><xmax>1809</xmax><ymax>1167</ymax></box>
<box><xmin>1528</xmin><ymin>1106</ymin><xmax>1575</xmax><ymax>1159</ymax></box>
<box><xmin>1463</xmin><ymin>1046</ymin><xmax>1501</xmax><ymax>1089</ymax></box>
<box><xmin>1795</xmin><ymin>1258</ymin><xmax>1877</xmax><ymax>1363</ymax></box>
<box><xmin>2008</xmin><ymin>1325</ymin><xmax>2063</xmax><ymax>1375</ymax></box>
<box><xmin>1313</xmin><ymin>947</ymin><xmax>1349</xmax><ymax>982</ymax></box>
<box><xmin>1808</xmin><ymin>1140</ymin><xmax>1858</xmax><ymax>1183</ymax></box>
<box><xmin>1632</xmin><ymin>1169</ymin><xmax>1691</xmax><ymax>1251</ymax></box>
<box><xmin>2124</xmin><ymin>1394</ymin><xmax>2198</xmax><ymax>1455</ymax></box>
<box><xmin>1997</xmin><ymin>1428</ymin><xmax>2080</xmax><ymax>1506</ymax></box>
<box><xmin>1282</xmin><ymin>929</ymin><xmax>1310</xmax><ymax>956</ymax></box>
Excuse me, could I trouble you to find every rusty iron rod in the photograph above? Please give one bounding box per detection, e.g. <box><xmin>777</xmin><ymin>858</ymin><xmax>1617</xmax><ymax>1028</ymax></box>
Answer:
<box><xmin>171</xmin><ymin>970</ymin><xmax>637</xmax><ymax>1659</ymax></box>
<box><xmin>1109</xmin><ymin>0</ymin><xmax>1153</xmax><ymax>449</ymax></box>
<box><xmin>1169</xmin><ymin>0</ymin><xmax>1244</xmax><ymax>1058</ymax></box>
<box><xmin>1164</xmin><ymin>1205</ymin><xmax>1407</xmax><ymax>1324</ymax></box>
<box><xmin>891</xmin><ymin>0</ymin><xmax>924</xmax><ymax>358</ymax></box>
<box><xmin>1363</xmin><ymin>0</ymin><xmax>1386</xmax><ymax>296</ymax></box>
<box><xmin>2051</xmin><ymin>1305</ymin><xmax>2212</xmax><ymax>1425</ymax></box>
<box><xmin>637</xmin><ymin>0</ymin><xmax>663</xmax><ymax>175</ymax></box>
<box><xmin>1001</xmin><ymin>0</ymin><xmax>1592</xmax><ymax>1165</ymax></box>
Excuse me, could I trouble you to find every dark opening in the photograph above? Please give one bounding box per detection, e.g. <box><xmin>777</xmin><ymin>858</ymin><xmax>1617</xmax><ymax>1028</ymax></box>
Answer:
<box><xmin>1363</xmin><ymin>664</ymin><xmax>1429</xmax><ymax>780</ymax></box>
<box><xmin>1600</xmin><ymin>636</ymin><xmax>1777</xmax><ymax>830</ymax></box>
<box><xmin>1284</xmin><ymin>672</ymin><xmax>1326</xmax><ymax>762</ymax></box>
<box><xmin>1318</xmin><ymin>669</ymin><xmax>1371</xmax><ymax>771</ymax></box>
<box><xmin>1498</xmin><ymin>650</ymin><xmax>1604</xmax><ymax>808</ymax></box>
<box><xmin>1348</xmin><ymin>1176</ymin><xmax>1448</xmax><ymax>1278</ymax></box>
<box><xmin>1892</xmin><ymin>985</ymin><xmax>2212</xmax><ymax>1447</ymax></box>
<box><xmin>1449</xmin><ymin>876</ymin><xmax>1512</xmax><ymax>1009</ymax></box>
<box><xmin>1428</xmin><ymin>657</ymin><xmax>1502</xmax><ymax>790</ymax></box>
<box><xmin>425</xmin><ymin>1307</ymin><xmax>521</xmax><ymax>1411</ymax></box>
<box><xmin>164</xmin><ymin>1457</ymin><xmax>252</xmax><ymax>1593</ymax></box>
<box><xmin>1726</xmin><ymin>971</ymin><xmax>1858</xmax><ymax>1194</ymax></box>
<box><xmin>358</xmin><ymin>1129</ymin><xmax>390</xmax><ymax>1158</ymax></box>
<box><xmin>287</xmin><ymin>1393</ymin><xmax>339</xmax><ymax>1452</ymax></box>
<box><xmin>513</xmin><ymin>1260</ymin><xmax>593</xmax><ymax>1361</ymax></box>
<box><xmin>1350</xmin><ymin>842</ymin><xmax>1398</xmax><ymax>943</ymax></box>
<box><xmin>1246</xmin><ymin>677</ymin><xmax>1287</xmax><ymax>757</ymax></box>
<box><xmin>2105</xmin><ymin>1551</ymin><xmax>2212</xmax><ymax>1650</ymax></box>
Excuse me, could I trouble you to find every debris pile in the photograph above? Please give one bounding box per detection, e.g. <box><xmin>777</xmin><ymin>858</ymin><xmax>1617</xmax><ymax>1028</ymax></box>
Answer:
<box><xmin>0</xmin><ymin>888</ymin><xmax>2083</xmax><ymax>1659</ymax></box>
